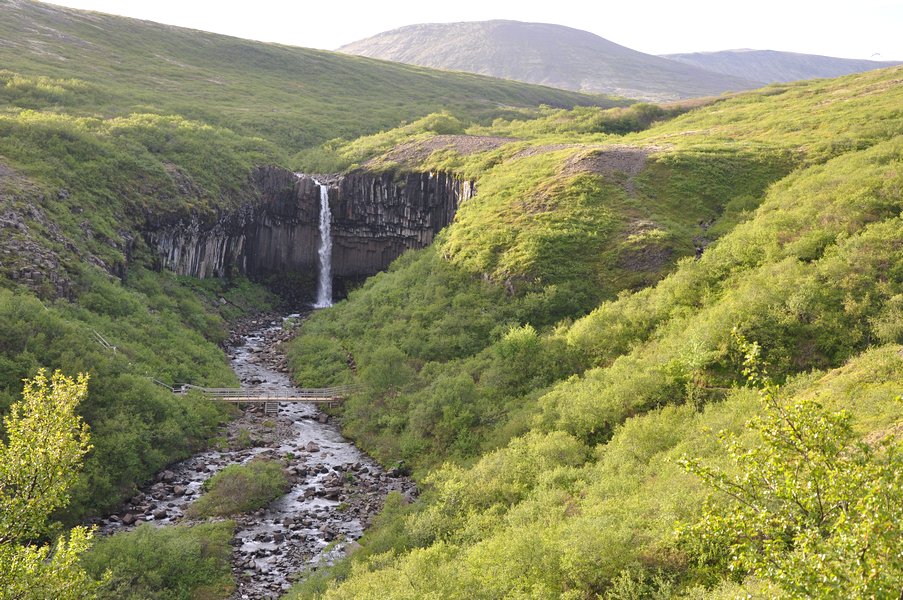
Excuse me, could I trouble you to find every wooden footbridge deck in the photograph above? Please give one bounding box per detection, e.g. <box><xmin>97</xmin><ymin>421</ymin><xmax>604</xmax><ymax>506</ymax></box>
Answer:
<box><xmin>152</xmin><ymin>381</ymin><xmax>360</xmax><ymax>415</ymax></box>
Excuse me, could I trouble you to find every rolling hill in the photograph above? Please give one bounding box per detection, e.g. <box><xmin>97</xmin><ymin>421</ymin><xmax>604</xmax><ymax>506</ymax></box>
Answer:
<box><xmin>338</xmin><ymin>20</ymin><xmax>762</xmax><ymax>101</ymax></box>
<box><xmin>283</xmin><ymin>66</ymin><xmax>903</xmax><ymax>598</ymax></box>
<box><xmin>0</xmin><ymin>1</ymin><xmax>613</xmax><ymax>152</ymax></box>
<box><xmin>1</xmin><ymin>1</ymin><xmax>902</xmax><ymax>598</ymax></box>
<box><xmin>663</xmin><ymin>48</ymin><xmax>902</xmax><ymax>83</ymax></box>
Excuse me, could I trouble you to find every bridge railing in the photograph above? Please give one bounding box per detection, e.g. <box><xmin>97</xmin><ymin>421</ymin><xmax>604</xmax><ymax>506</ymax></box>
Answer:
<box><xmin>154</xmin><ymin>381</ymin><xmax>363</xmax><ymax>401</ymax></box>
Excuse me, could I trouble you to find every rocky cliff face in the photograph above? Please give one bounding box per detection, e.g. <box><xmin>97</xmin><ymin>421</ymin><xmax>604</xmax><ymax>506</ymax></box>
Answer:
<box><xmin>332</xmin><ymin>170</ymin><xmax>474</xmax><ymax>278</ymax></box>
<box><xmin>145</xmin><ymin>166</ymin><xmax>475</xmax><ymax>298</ymax></box>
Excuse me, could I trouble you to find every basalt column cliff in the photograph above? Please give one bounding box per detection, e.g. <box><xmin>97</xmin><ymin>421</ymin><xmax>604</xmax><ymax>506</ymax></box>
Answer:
<box><xmin>146</xmin><ymin>167</ymin><xmax>475</xmax><ymax>298</ymax></box>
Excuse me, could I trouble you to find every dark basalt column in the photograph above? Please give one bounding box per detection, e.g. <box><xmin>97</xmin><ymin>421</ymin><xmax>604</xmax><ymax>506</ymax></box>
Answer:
<box><xmin>143</xmin><ymin>166</ymin><xmax>475</xmax><ymax>299</ymax></box>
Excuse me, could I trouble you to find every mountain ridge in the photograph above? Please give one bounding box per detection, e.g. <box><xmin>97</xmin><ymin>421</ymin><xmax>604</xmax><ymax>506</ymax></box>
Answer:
<box><xmin>338</xmin><ymin>20</ymin><xmax>763</xmax><ymax>101</ymax></box>
<box><xmin>662</xmin><ymin>48</ymin><xmax>902</xmax><ymax>84</ymax></box>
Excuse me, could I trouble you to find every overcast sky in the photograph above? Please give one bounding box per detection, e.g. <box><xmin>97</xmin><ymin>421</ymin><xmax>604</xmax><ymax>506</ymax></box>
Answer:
<box><xmin>43</xmin><ymin>0</ymin><xmax>903</xmax><ymax>61</ymax></box>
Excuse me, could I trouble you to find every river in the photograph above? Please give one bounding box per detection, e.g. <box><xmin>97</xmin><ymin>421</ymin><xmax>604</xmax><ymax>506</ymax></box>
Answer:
<box><xmin>97</xmin><ymin>314</ymin><xmax>416</xmax><ymax>599</ymax></box>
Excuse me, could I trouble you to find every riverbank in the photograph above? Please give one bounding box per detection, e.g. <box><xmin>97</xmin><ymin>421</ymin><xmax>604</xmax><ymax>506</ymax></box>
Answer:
<box><xmin>94</xmin><ymin>313</ymin><xmax>416</xmax><ymax>599</ymax></box>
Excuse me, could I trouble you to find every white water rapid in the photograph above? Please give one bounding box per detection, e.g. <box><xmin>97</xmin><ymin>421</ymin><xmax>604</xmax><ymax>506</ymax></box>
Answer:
<box><xmin>314</xmin><ymin>183</ymin><xmax>333</xmax><ymax>308</ymax></box>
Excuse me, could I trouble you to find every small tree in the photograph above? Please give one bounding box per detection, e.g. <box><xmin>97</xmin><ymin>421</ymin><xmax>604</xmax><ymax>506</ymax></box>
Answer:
<box><xmin>0</xmin><ymin>369</ymin><xmax>104</xmax><ymax>599</ymax></box>
<box><xmin>679</xmin><ymin>332</ymin><xmax>903</xmax><ymax>598</ymax></box>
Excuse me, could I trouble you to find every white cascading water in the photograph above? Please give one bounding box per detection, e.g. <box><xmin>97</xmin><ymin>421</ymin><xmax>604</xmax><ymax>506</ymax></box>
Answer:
<box><xmin>313</xmin><ymin>183</ymin><xmax>333</xmax><ymax>308</ymax></box>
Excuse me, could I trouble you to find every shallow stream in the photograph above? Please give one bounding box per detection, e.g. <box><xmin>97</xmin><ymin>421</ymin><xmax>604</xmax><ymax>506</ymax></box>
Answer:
<box><xmin>97</xmin><ymin>315</ymin><xmax>415</xmax><ymax>599</ymax></box>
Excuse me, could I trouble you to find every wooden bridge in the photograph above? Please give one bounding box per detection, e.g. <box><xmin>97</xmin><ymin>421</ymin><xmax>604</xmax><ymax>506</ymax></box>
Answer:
<box><xmin>152</xmin><ymin>381</ymin><xmax>360</xmax><ymax>415</ymax></box>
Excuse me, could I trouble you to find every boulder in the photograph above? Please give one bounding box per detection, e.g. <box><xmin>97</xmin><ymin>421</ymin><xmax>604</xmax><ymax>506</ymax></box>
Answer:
<box><xmin>322</xmin><ymin>487</ymin><xmax>342</xmax><ymax>500</ymax></box>
<box><xmin>320</xmin><ymin>526</ymin><xmax>336</xmax><ymax>541</ymax></box>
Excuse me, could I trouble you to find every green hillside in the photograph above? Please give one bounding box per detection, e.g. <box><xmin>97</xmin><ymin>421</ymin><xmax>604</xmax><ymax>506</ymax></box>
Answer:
<box><xmin>0</xmin><ymin>1</ymin><xmax>613</xmax><ymax>152</ymax></box>
<box><xmin>0</xmin><ymin>0</ymin><xmax>615</xmax><ymax>287</ymax></box>
<box><xmin>1</xmin><ymin>0</ymin><xmax>901</xmax><ymax>597</ymax></box>
<box><xmin>285</xmin><ymin>67</ymin><xmax>903</xmax><ymax>598</ymax></box>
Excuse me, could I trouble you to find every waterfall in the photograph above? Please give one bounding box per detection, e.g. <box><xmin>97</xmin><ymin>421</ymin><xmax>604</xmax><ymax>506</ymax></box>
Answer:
<box><xmin>313</xmin><ymin>182</ymin><xmax>333</xmax><ymax>308</ymax></box>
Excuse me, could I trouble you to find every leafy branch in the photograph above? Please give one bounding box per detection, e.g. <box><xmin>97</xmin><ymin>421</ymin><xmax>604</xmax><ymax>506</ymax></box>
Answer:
<box><xmin>677</xmin><ymin>330</ymin><xmax>903</xmax><ymax>598</ymax></box>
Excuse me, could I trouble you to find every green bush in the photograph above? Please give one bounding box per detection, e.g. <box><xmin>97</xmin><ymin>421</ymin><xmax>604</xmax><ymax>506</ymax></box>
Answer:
<box><xmin>679</xmin><ymin>336</ymin><xmax>903</xmax><ymax>597</ymax></box>
<box><xmin>82</xmin><ymin>522</ymin><xmax>235</xmax><ymax>600</ymax></box>
<box><xmin>187</xmin><ymin>459</ymin><xmax>289</xmax><ymax>517</ymax></box>
<box><xmin>287</xmin><ymin>334</ymin><xmax>352</xmax><ymax>387</ymax></box>
<box><xmin>0</xmin><ymin>270</ymin><xmax>250</xmax><ymax>520</ymax></box>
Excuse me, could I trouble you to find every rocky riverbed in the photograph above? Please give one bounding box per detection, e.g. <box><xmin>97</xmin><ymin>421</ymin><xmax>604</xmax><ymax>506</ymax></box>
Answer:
<box><xmin>95</xmin><ymin>313</ymin><xmax>416</xmax><ymax>599</ymax></box>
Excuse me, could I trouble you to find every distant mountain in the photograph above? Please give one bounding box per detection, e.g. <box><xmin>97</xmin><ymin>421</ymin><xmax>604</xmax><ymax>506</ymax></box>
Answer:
<box><xmin>338</xmin><ymin>20</ymin><xmax>762</xmax><ymax>101</ymax></box>
<box><xmin>662</xmin><ymin>49</ymin><xmax>901</xmax><ymax>84</ymax></box>
<box><xmin>0</xmin><ymin>2</ymin><xmax>610</xmax><ymax>153</ymax></box>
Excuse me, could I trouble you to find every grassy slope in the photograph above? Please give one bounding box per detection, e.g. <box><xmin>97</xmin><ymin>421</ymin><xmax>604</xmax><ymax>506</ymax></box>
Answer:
<box><xmin>0</xmin><ymin>1</ymin><xmax>614</xmax><ymax>152</ymax></box>
<box><xmin>0</xmin><ymin>0</ymin><xmax>617</xmax><ymax>291</ymax></box>
<box><xmin>302</xmin><ymin>348</ymin><xmax>902</xmax><ymax>599</ymax></box>
<box><xmin>0</xmin><ymin>1</ymin><xmax>614</xmax><ymax>276</ymax></box>
<box><xmin>285</xmin><ymin>67</ymin><xmax>903</xmax><ymax>597</ymax></box>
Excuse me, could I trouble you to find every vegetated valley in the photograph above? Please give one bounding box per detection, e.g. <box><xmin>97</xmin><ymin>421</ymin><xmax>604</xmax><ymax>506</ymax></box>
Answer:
<box><xmin>0</xmin><ymin>1</ymin><xmax>901</xmax><ymax>599</ymax></box>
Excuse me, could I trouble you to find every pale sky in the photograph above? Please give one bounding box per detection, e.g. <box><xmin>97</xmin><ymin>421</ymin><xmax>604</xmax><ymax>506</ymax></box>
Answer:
<box><xmin>43</xmin><ymin>0</ymin><xmax>903</xmax><ymax>61</ymax></box>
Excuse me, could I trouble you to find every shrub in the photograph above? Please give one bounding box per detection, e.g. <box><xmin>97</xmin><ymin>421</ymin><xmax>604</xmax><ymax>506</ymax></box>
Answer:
<box><xmin>287</xmin><ymin>334</ymin><xmax>352</xmax><ymax>387</ymax></box>
<box><xmin>82</xmin><ymin>521</ymin><xmax>235</xmax><ymax>600</ymax></box>
<box><xmin>679</xmin><ymin>336</ymin><xmax>903</xmax><ymax>597</ymax></box>
<box><xmin>0</xmin><ymin>370</ymin><xmax>105</xmax><ymax>599</ymax></box>
<box><xmin>187</xmin><ymin>459</ymin><xmax>288</xmax><ymax>518</ymax></box>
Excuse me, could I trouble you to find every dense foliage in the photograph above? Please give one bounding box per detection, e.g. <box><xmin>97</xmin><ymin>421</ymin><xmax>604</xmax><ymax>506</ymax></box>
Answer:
<box><xmin>0</xmin><ymin>370</ymin><xmax>104</xmax><ymax>600</ymax></box>
<box><xmin>286</xmin><ymin>66</ymin><xmax>903</xmax><ymax>597</ymax></box>
<box><xmin>679</xmin><ymin>335</ymin><xmax>903</xmax><ymax>597</ymax></box>
<box><xmin>187</xmin><ymin>459</ymin><xmax>289</xmax><ymax>518</ymax></box>
<box><xmin>82</xmin><ymin>522</ymin><xmax>235</xmax><ymax>600</ymax></box>
<box><xmin>0</xmin><ymin>272</ymin><xmax>276</xmax><ymax>520</ymax></box>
